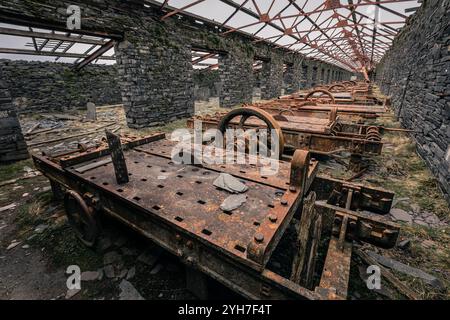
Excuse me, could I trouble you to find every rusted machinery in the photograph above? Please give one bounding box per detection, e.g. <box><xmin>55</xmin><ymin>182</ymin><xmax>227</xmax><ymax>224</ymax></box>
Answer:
<box><xmin>32</xmin><ymin>132</ymin><xmax>399</xmax><ymax>300</ymax></box>
<box><xmin>250</xmin><ymin>99</ymin><xmax>388</xmax><ymax>122</ymax></box>
<box><xmin>280</xmin><ymin>84</ymin><xmax>385</xmax><ymax>106</ymax></box>
<box><xmin>187</xmin><ymin>107</ymin><xmax>383</xmax><ymax>169</ymax></box>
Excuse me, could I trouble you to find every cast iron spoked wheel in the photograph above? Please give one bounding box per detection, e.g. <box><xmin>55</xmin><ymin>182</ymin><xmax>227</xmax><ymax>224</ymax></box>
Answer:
<box><xmin>64</xmin><ymin>190</ymin><xmax>99</xmax><ymax>247</ymax></box>
<box><xmin>328</xmin><ymin>84</ymin><xmax>346</xmax><ymax>92</ymax></box>
<box><xmin>304</xmin><ymin>89</ymin><xmax>336</xmax><ymax>104</ymax></box>
<box><xmin>217</xmin><ymin>106</ymin><xmax>285</xmax><ymax>159</ymax></box>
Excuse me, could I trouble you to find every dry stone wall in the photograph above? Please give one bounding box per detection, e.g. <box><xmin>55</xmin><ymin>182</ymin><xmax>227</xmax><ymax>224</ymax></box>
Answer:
<box><xmin>0</xmin><ymin>60</ymin><xmax>121</xmax><ymax>113</ymax></box>
<box><xmin>375</xmin><ymin>0</ymin><xmax>450</xmax><ymax>203</ymax></box>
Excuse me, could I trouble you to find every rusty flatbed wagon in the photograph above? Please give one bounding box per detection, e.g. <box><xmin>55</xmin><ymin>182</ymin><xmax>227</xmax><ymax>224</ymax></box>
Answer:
<box><xmin>279</xmin><ymin>87</ymin><xmax>385</xmax><ymax>106</ymax></box>
<box><xmin>32</xmin><ymin>132</ymin><xmax>399</xmax><ymax>300</ymax></box>
<box><xmin>253</xmin><ymin>96</ymin><xmax>389</xmax><ymax>122</ymax></box>
<box><xmin>187</xmin><ymin>107</ymin><xmax>383</xmax><ymax>165</ymax></box>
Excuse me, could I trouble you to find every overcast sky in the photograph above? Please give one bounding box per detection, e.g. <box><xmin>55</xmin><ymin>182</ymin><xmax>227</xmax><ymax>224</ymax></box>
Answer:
<box><xmin>0</xmin><ymin>0</ymin><xmax>421</xmax><ymax>68</ymax></box>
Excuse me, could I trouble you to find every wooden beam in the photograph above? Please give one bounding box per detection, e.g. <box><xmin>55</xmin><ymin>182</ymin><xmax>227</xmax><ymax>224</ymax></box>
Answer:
<box><xmin>0</xmin><ymin>27</ymin><xmax>107</xmax><ymax>45</ymax></box>
<box><xmin>0</xmin><ymin>48</ymin><xmax>115</xmax><ymax>60</ymax></box>
<box><xmin>74</xmin><ymin>40</ymin><xmax>116</xmax><ymax>70</ymax></box>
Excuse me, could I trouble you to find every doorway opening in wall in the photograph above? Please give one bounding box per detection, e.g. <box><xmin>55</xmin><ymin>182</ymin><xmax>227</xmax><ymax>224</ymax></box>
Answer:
<box><xmin>252</xmin><ymin>58</ymin><xmax>265</xmax><ymax>102</ymax></box>
<box><xmin>191</xmin><ymin>48</ymin><xmax>220</xmax><ymax>115</ymax></box>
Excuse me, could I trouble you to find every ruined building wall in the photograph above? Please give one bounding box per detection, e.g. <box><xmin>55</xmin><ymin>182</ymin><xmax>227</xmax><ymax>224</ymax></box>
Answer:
<box><xmin>0</xmin><ymin>60</ymin><xmax>121</xmax><ymax>113</ymax></box>
<box><xmin>0</xmin><ymin>66</ymin><xmax>28</xmax><ymax>162</ymax></box>
<box><xmin>0</xmin><ymin>0</ymin><xmax>352</xmax><ymax>128</ymax></box>
<box><xmin>375</xmin><ymin>0</ymin><xmax>450</xmax><ymax>203</ymax></box>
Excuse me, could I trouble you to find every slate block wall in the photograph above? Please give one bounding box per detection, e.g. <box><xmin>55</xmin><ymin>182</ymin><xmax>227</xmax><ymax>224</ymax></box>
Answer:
<box><xmin>0</xmin><ymin>60</ymin><xmax>121</xmax><ymax>113</ymax></box>
<box><xmin>375</xmin><ymin>0</ymin><xmax>450</xmax><ymax>203</ymax></box>
<box><xmin>115</xmin><ymin>28</ymin><xmax>194</xmax><ymax>128</ymax></box>
<box><xmin>0</xmin><ymin>0</ymin><xmax>353</xmax><ymax>123</ymax></box>
<box><xmin>219</xmin><ymin>50</ymin><xmax>253</xmax><ymax>108</ymax></box>
<box><xmin>260</xmin><ymin>54</ymin><xmax>284</xmax><ymax>99</ymax></box>
<box><xmin>0</xmin><ymin>67</ymin><xmax>29</xmax><ymax>162</ymax></box>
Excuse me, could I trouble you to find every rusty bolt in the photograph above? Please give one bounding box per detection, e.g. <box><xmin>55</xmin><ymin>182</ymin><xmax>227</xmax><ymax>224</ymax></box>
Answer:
<box><xmin>175</xmin><ymin>234</ymin><xmax>182</xmax><ymax>242</ymax></box>
<box><xmin>254</xmin><ymin>233</ymin><xmax>264</xmax><ymax>243</ymax></box>
<box><xmin>289</xmin><ymin>186</ymin><xmax>297</xmax><ymax>192</ymax></box>
<box><xmin>186</xmin><ymin>240</ymin><xmax>194</xmax><ymax>249</ymax></box>
<box><xmin>268</xmin><ymin>214</ymin><xmax>278</xmax><ymax>223</ymax></box>
<box><xmin>280</xmin><ymin>199</ymin><xmax>288</xmax><ymax>206</ymax></box>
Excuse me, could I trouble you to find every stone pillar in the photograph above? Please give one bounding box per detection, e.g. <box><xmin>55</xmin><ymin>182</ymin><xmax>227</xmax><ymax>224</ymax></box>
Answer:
<box><xmin>0</xmin><ymin>67</ymin><xmax>29</xmax><ymax>162</ymax></box>
<box><xmin>219</xmin><ymin>50</ymin><xmax>253</xmax><ymax>108</ymax></box>
<box><xmin>115</xmin><ymin>30</ymin><xmax>194</xmax><ymax>128</ymax></box>
<box><xmin>301</xmin><ymin>63</ymin><xmax>309</xmax><ymax>89</ymax></box>
<box><xmin>311</xmin><ymin>64</ymin><xmax>319</xmax><ymax>87</ymax></box>
<box><xmin>283</xmin><ymin>58</ymin><xmax>303</xmax><ymax>94</ymax></box>
<box><xmin>260</xmin><ymin>54</ymin><xmax>284</xmax><ymax>99</ymax></box>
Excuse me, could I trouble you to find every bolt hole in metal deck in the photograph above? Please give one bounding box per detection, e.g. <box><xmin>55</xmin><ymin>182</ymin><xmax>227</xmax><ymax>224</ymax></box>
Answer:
<box><xmin>33</xmin><ymin>129</ymin><xmax>399</xmax><ymax>300</ymax></box>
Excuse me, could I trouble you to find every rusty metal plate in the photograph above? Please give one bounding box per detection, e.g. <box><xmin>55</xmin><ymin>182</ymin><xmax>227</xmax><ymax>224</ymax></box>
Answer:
<box><xmin>66</xmin><ymin>139</ymin><xmax>318</xmax><ymax>269</ymax></box>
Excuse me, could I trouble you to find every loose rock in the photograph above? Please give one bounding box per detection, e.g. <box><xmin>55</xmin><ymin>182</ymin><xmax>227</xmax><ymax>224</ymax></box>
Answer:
<box><xmin>119</xmin><ymin>280</ymin><xmax>144</xmax><ymax>300</ymax></box>
<box><xmin>213</xmin><ymin>173</ymin><xmax>248</xmax><ymax>193</ymax></box>
<box><xmin>220</xmin><ymin>194</ymin><xmax>247</xmax><ymax>212</ymax></box>
<box><xmin>389</xmin><ymin>208</ymin><xmax>412</xmax><ymax>223</ymax></box>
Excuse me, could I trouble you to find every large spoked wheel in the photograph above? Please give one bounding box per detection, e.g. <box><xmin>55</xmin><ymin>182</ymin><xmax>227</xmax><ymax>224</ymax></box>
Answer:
<box><xmin>217</xmin><ymin>106</ymin><xmax>285</xmax><ymax>159</ymax></box>
<box><xmin>304</xmin><ymin>89</ymin><xmax>336</xmax><ymax>104</ymax></box>
<box><xmin>342</xmin><ymin>80</ymin><xmax>356</xmax><ymax>88</ymax></box>
<box><xmin>328</xmin><ymin>84</ymin><xmax>346</xmax><ymax>92</ymax></box>
<box><xmin>64</xmin><ymin>190</ymin><xmax>99</xmax><ymax>247</ymax></box>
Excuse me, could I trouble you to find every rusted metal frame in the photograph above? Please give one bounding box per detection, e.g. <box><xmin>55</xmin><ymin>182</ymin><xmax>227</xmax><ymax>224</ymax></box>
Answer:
<box><xmin>292</xmin><ymin>1</ymin><xmax>355</xmax><ymax>65</ymax></box>
<box><xmin>54</xmin><ymin>34</ymin><xmax>82</xmax><ymax>62</ymax></box>
<box><xmin>32</xmin><ymin>153</ymin><xmax>323</xmax><ymax>300</ymax></box>
<box><xmin>161</xmin><ymin>0</ymin><xmax>206</xmax><ymax>20</ymax></box>
<box><xmin>28</xmin><ymin>27</ymin><xmax>39</xmax><ymax>52</ymax></box>
<box><xmin>267</xmin><ymin>0</ymin><xmax>417</xmax><ymax>22</ymax></box>
<box><xmin>74</xmin><ymin>39</ymin><xmax>115</xmax><ymax>70</ymax></box>
<box><xmin>300</xmin><ymin>20</ymin><xmax>404</xmax><ymax>34</ymax></box>
<box><xmin>351</xmin><ymin>6</ymin><xmax>400</xmax><ymax>34</ymax></box>
<box><xmin>58</xmin><ymin>133</ymin><xmax>166</xmax><ymax>168</ymax></box>
<box><xmin>159</xmin><ymin>0</ymin><xmax>170</xmax><ymax>10</ymax></box>
<box><xmin>316</xmin><ymin>201</ymin><xmax>399</xmax><ymax>247</ymax></box>
<box><xmin>295</xmin><ymin>13</ymin><xmax>359</xmax><ymax>71</ymax></box>
<box><xmin>0</xmin><ymin>48</ymin><xmax>115</xmax><ymax>60</ymax></box>
<box><xmin>361</xmin><ymin>0</ymin><xmax>408</xmax><ymax>19</ymax></box>
<box><xmin>218</xmin><ymin>0</ymin><xmax>353</xmax><ymax>70</ymax></box>
<box><xmin>105</xmin><ymin>130</ymin><xmax>129</xmax><ymax>184</ymax></box>
<box><xmin>192</xmin><ymin>52</ymin><xmax>217</xmax><ymax>65</ymax></box>
<box><xmin>220</xmin><ymin>0</ymin><xmax>250</xmax><ymax>27</ymax></box>
<box><xmin>311</xmin><ymin>174</ymin><xmax>400</xmax><ymax>299</ymax></box>
<box><xmin>0</xmin><ymin>27</ymin><xmax>108</xmax><ymax>46</ymax></box>
<box><xmin>187</xmin><ymin>118</ymin><xmax>383</xmax><ymax>157</ymax></box>
<box><xmin>347</xmin><ymin>0</ymin><xmax>367</xmax><ymax>60</ymax></box>
<box><xmin>33</xmin><ymin>136</ymin><xmax>337</xmax><ymax>300</ymax></box>
<box><xmin>222</xmin><ymin>0</ymin><xmax>293</xmax><ymax>37</ymax></box>
<box><xmin>333</xmin><ymin>9</ymin><xmax>366</xmax><ymax>67</ymax></box>
<box><xmin>39</xmin><ymin>148</ymin><xmax>281</xmax><ymax>272</ymax></box>
<box><xmin>134</xmin><ymin>142</ymin><xmax>318</xmax><ymax>192</ymax></box>
<box><xmin>73</xmin><ymin>44</ymin><xmax>100</xmax><ymax>65</ymax></box>
<box><xmin>250</xmin><ymin>0</ymin><xmax>262</xmax><ymax>16</ymax></box>
<box><xmin>316</xmin><ymin>236</ymin><xmax>353</xmax><ymax>299</ymax></box>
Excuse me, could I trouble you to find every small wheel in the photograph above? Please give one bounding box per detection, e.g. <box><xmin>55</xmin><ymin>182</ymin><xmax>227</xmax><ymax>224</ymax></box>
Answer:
<box><xmin>64</xmin><ymin>190</ymin><xmax>98</xmax><ymax>247</ymax></box>
<box><xmin>304</xmin><ymin>89</ymin><xmax>336</xmax><ymax>104</ymax></box>
<box><xmin>217</xmin><ymin>106</ymin><xmax>285</xmax><ymax>159</ymax></box>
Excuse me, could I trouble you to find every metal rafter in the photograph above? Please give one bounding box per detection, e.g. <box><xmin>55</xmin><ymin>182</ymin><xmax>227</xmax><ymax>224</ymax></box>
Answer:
<box><xmin>155</xmin><ymin>0</ymin><xmax>419</xmax><ymax>73</ymax></box>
